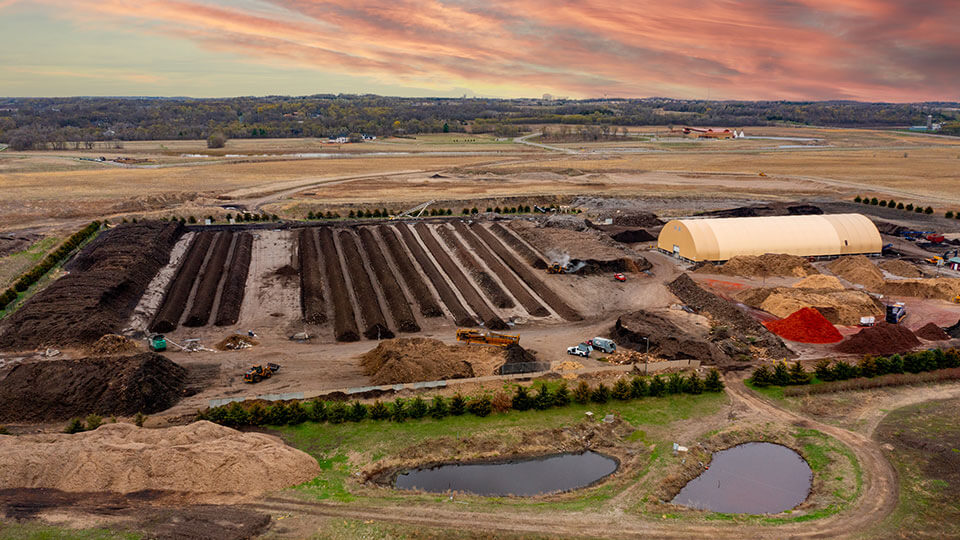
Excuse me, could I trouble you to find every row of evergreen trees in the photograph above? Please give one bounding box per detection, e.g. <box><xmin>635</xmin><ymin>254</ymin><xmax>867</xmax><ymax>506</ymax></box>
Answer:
<box><xmin>200</xmin><ymin>371</ymin><xmax>724</xmax><ymax>428</ymax></box>
<box><xmin>0</xmin><ymin>221</ymin><xmax>100</xmax><ymax>311</ymax></box>
<box><xmin>854</xmin><ymin>195</ymin><xmax>935</xmax><ymax>216</ymax></box>
<box><xmin>751</xmin><ymin>349</ymin><xmax>960</xmax><ymax>387</ymax></box>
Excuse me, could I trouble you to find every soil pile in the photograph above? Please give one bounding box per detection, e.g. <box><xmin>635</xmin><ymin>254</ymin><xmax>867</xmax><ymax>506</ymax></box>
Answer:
<box><xmin>792</xmin><ymin>275</ymin><xmax>845</xmax><ymax>290</ymax></box>
<box><xmin>0</xmin><ymin>221</ymin><xmax>183</xmax><ymax>350</ymax></box>
<box><xmin>0</xmin><ymin>421</ymin><xmax>320</xmax><ymax>495</ymax></box>
<box><xmin>0</xmin><ymin>353</ymin><xmax>187</xmax><ymax>422</ymax></box>
<box><xmin>835</xmin><ymin>323</ymin><xmax>921</xmax><ymax>355</ymax></box>
<box><xmin>87</xmin><ymin>334</ymin><xmax>138</xmax><ymax>355</ymax></box>
<box><xmin>915</xmin><ymin>322</ymin><xmax>950</xmax><ymax>341</ymax></box>
<box><xmin>360</xmin><ymin>338</ymin><xmax>502</xmax><ymax>384</ymax></box>
<box><xmin>698</xmin><ymin>204</ymin><xmax>823</xmax><ymax>218</ymax></box>
<box><xmin>216</xmin><ymin>334</ymin><xmax>259</xmax><ymax>350</ymax></box>
<box><xmin>499</xmin><ymin>343</ymin><xmax>550</xmax><ymax>374</ymax></box>
<box><xmin>667</xmin><ymin>274</ymin><xmax>795</xmax><ymax>359</ymax></box>
<box><xmin>612</xmin><ymin>310</ymin><xmax>728</xmax><ymax>363</ymax></box>
<box><xmin>946</xmin><ymin>320</ymin><xmax>960</xmax><ymax>339</ymax></box>
<box><xmin>882</xmin><ymin>278</ymin><xmax>960</xmax><ymax>301</ymax></box>
<box><xmin>764</xmin><ymin>308</ymin><xmax>843</xmax><ymax>343</ymax></box>
<box><xmin>735</xmin><ymin>286</ymin><xmax>884</xmax><ymax>326</ymax></box>
<box><xmin>609</xmin><ymin>229</ymin><xmax>656</xmax><ymax>243</ymax></box>
<box><xmin>828</xmin><ymin>255</ymin><xmax>885</xmax><ymax>290</ymax></box>
<box><xmin>695</xmin><ymin>254</ymin><xmax>818</xmax><ymax>278</ymax></box>
<box><xmin>880</xmin><ymin>260</ymin><xmax>923</xmax><ymax>278</ymax></box>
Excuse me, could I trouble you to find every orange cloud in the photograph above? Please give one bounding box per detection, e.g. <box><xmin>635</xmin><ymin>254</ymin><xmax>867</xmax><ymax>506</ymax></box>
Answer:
<box><xmin>31</xmin><ymin>0</ymin><xmax>960</xmax><ymax>100</ymax></box>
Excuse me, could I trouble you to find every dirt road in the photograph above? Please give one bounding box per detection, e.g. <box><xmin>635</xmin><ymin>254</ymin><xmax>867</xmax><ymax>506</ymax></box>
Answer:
<box><xmin>244</xmin><ymin>374</ymin><xmax>899</xmax><ymax>539</ymax></box>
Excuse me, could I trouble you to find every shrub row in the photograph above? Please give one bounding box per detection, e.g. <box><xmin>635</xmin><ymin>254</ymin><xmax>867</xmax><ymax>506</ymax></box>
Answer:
<box><xmin>0</xmin><ymin>221</ymin><xmax>100</xmax><ymax>310</ymax></box>
<box><xmin>854</xmin><ymin>195</ymin><xmax>936</xmax><ymax>216</ymax></box>
<box><xmin>751</xmin><ymin>348</ymin><xmax>960</xmax><ymax>388</ymax></box>
<box><xmin>199</xmin><ymin>371</ymin><xmax>725</xmax><ymax>428</ymax></box>
<box><xmin>783</xmin><ymin>367</ymin><xmax>960</xmax><ymax>396</ymax></box>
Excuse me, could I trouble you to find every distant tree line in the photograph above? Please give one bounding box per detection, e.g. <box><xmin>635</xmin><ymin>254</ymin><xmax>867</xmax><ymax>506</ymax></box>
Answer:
<box><xmin>0</xmin><ymin>95</ymin><xmax>955</xmax><ymax>150</ymax></box>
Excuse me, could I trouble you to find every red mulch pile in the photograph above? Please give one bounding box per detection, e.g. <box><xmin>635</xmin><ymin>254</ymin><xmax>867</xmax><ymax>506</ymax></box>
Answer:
<box><xmin>764</xmin><ymin>307</ymin><xmax>843</xmax><ymax>344</ymax></box>
<box><xmin>915</xmin><ymin>322</ymin><xmax>950</xmax><ymax>341</ymax></box>
<box><xmin>834</xmin><ymin>322</ymin><xmax>921</xmax><ymax>355</ymax></box>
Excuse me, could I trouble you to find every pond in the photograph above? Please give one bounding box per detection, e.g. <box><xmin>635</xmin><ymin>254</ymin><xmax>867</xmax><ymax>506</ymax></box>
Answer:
<box><xmin>672</xmin><ymin>442</ymin><xmax>812</xmax><ymax>514</ymax></box>
<box><xmin>394</xmin><ymin>451</ymin><xmax>618</xmax><ymax>496</ymax></box>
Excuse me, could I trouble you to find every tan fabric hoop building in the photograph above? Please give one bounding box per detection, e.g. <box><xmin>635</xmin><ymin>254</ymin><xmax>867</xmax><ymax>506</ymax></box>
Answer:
<box><xmin>657</xmin><ymin>213</ymin><xmax>882</xmax><ymax>262</ymax></box>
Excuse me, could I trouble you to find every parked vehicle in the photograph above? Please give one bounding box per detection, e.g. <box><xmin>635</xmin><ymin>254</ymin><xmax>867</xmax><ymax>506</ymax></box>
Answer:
<box><xmin>567</xmin><ymin>343</ymin><xmax>591</xmax><ymax>358</ymax></box>
<box><xmin>589</xmin><ymin>337</ymin><xmax>617</xmax><ymax>353</ymax></box>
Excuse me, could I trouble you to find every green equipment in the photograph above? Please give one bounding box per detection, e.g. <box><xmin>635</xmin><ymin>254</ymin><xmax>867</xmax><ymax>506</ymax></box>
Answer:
<box><xmin>149</xmin><ymin>334</ymin><xmax>167</xmax><ymax>352</ymax></box>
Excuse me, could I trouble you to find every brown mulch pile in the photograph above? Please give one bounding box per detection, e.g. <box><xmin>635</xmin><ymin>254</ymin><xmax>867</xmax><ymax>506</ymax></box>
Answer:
<box><xmin>828</xmin><ymin>255</ymin><xmax>885</xmax><ymax>290</ymax></box>
<box><xmin>880</xmin><ymin>260</ymin><xmax>924</xmax><ymax>278</ymax></box>
<box><xmin>695</xmin><ymin>254</ymin><xmax>819</xmax><ymax>278</ymax></box>
<box><xmin>0</xmin><ymin>353</ymin><xmax>188</xmax><ymax>422</ymax></box>
<box><xmin>611</xmin><ymin>310</ymin><xmax>728</xmax><ymax>363</ymax></box>
<box><xmin>834</xmin><ymin>322</ymin><xmax>921</xmax><ymax>355</ymax></box>
<box><xmin>87</xmin><ymin>334</ymin><xmax>139</xmax><ymax>356</ymax></box>
<box><xmin>915</xmin><ymin>322</ymin><xmax>950</xmax><ymax>341</ymax></box>
<box><xmin>361</xmin><ymin>338</ymin><xmax>508</xmax><ymax>384</ymax></box>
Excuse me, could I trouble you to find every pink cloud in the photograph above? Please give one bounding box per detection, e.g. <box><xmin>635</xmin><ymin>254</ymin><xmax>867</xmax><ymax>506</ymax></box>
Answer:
<box><xmin>33</xmin><ymin>0</ymin><xmax>960</xmax><ymax>100</ymax></box>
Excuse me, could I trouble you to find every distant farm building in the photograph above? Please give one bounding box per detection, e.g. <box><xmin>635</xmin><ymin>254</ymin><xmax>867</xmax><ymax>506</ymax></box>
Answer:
<box><xmin>678</xmin><ymin>127</ymin><xmax>736</xmax><ymax>139</ymax></box>
<box><xmin>657</xmin><ymin>213</ymin><xmax>882</xmax><ymax>262</ymax></box>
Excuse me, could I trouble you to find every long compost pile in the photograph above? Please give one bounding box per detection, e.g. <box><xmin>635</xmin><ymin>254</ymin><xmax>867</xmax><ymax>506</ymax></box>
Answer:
<box><xmin>0</xmin><ymin>421</ymin><xmax>320</xmax><ymax>495</ymax></box>
<box><xmin>695</xmin><ymin>254</ymin><xmax>819</xmax><ymax>278</ymax></box>
<box><xmin>667</xmin><ymin>274</ymin><xmax>795</xmax><ymax>359</ymax></box>
<box><xmin>0</xmin><ymin>221</ymin><xmax>183</xmax><ymax>350</ymax></box>
<box><xmin>611</xmin><ymin>310</ymin><xmax>728</xmax><ymax>363</ymax></box>
<box><xmin>0</xmin><ymin>353</ymin><xmax>187</xmax><ymax>422</ymax></box>
<box><xmin>834</xmin><ymin>323</ymin><xmax>921</xmax><ymax>355</ymax></box>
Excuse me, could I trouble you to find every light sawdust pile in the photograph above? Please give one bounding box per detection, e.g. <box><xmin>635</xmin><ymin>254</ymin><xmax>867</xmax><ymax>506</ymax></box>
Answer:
<box><xmin>216</xmin><ymin>334</ymin><xmax>259</xmax><ymax>351</ymax></box>
<box><xmin>880</xmin><ymin>260</ymin><xmax>924</xmax><ymax>278</ymax></box>
<box><xmin>360</xmin><ymin>338</ymin><xmax>505</xmax><ymax>384</ymax></box>
<box><xmin>882</xmin><ymin>278</ymin><xmax>960</xmax><ymax>301</ymax></box>
<box><xmin>87</xmin><ymin>334</ymin><xmax>139</xmax><ymax>355</ymax></box>
<box><xmin>792</xmin><ymin>275</ymin><xmax>845</xmax><ymax>290</ymax></box>
<box><xmin>736</xmin><ymin>287</ymin><xmax>884</xmax><ymax>326</ymax></box>
<box><xmin>828</xmin><ymin>255</ymin><xmax>886</xmax><ymax>290</ymax></box>
<box><xmin>695</xmin><ymin>254</ymin><xmax>819</xmax><ymax>278</ymax></box>
<box><xmin>0</xmin><ymin>421</ymin><xmax>320</xmax><ymax>495</ymax></box>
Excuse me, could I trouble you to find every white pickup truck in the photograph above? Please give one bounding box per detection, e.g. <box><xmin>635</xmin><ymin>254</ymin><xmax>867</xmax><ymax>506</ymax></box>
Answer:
<box><xmin>567</xmin><ymin>343</ymin><xmax>591</xmax><ymax>357</ymax></box>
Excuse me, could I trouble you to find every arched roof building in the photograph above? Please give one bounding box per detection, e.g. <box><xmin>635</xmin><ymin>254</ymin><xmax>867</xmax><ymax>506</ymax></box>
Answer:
<box><xmin>657</xmin><ymin>213</ymin><xmax>882</xmax><ymax>262</ymax></box>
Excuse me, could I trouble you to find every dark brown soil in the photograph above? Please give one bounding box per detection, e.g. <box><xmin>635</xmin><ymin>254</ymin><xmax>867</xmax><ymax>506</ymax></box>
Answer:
<box><xmin>470</xmin><ymin>222</ymin><xmax>582</xmax><ymax>321</ymax></box>
<box><xmin>436</xmin><ymin>224</ymin><xmax>514</xmax><ymax>309</ymax></box>
<box><xmin>609</xmin><ymin>229</ymin><xmax>657</xmax><ymax>243</ymax></box>
<box><xmin>183</xmin><ymin>232</ymin><xmax>232</xmax><ymax>327</ymax></box>
<box><xmin>489</xmin><ymin>223</ymin><xmax>547</xmax><ymax>269</ymax></box>
<box><xmin>297</xmin><ymin>228</ymin><xmax>327</xmax><ymax>324</ymax></box>
<box><xmin>150</xmin><ymin>231</ymin><xmax>213</xmax><ymax>333</ymax></box>
<box><xmin>835</xmin><ymin>322</ymin><xmax>921</xmax><ymax>355</ymax></box>
<box><xmin>915</xmin><ymin>322</ymin><xmax>950</xmax><ymax>341</ymax></box>
<box><xmin>0</xmin><ymin>222</ymin><xmax>183</xmax><ymax>350</ymax></box>
<box><xmin>337</xmin><ymin>230</ymin><xmax>394</xmax><ymax>340</ymax></box>
<box><xmin>394</xmin><ymin>223</ymin><xmax>477</xmax><ymax>327</ymax></box>
<box><xmin>499</xmin><ymin>344</ymin><xmax>550</xmax><ymax>374</ymax></box>
<box><xmin>451</xmin><ymin>220</ymin><xmax>549</xmax><ymax>317</ymax></box>
<box><xmin>317</xmin><ymin>227</ymin><xmax>360</xmax><ymax>342</ymax></box>
<box><xmin>612</xmin><ymin>310</ymin><xmax>729</xmax><ymax>363</ymax></box>
<box><xmin>377</xmin><ymin>225</ymin><xmax>444</xmax><ymax>318</ymax></box>
<box><xmin>214</xmin><ymin>232</ymin><xmax>253</xmax><ymax>326</ymax></box>
<box><xmin>946</xmin><ymin>319</ymin><xmax>960</xmax><ymax>339</ymax></box>
<box><xmin>0</xmin><ymin>353</ymin><xmax>187</xmax><ymax>422</ymax></box>
<box><xmin>413</xmin><ymin>223</ymin><xmax>507</xmax><ymax>330</ymax></box>
<box><xmin>667</xmin><ymin>274</ymin><xmax>795</xmax><ymax>359</ymax></box>
<box><xmin>358</xmin><ymin>227</ymin><xmax>420</xmax><ymax>333</ymax></box>
<box><xmin>0</xmin><ymin>489</ymin><xmax>271</xmax><ymax>540</ymax></box>
<box><xmin>698</xmin><ymin>203</ymin><xmax>823</xmax><ymax>218</ymax></box>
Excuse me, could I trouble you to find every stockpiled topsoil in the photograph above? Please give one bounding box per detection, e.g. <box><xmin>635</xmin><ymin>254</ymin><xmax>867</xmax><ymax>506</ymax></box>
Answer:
<box><xmin>667</xmin><ymin>274</ymin><xmax>795</xmax><ymax>359</ymax></box>
<box><xmin>915</xmin><ymin>322</ymin><xmax>950</xmax><ymax>341</ymax></box>
<box><xmin>0</xmin><ymin>421</ymin><xmax>320</xmax><ymax>495</ymax></box>
<box><xmin>880</xmin><ymin>259</ymin><xmax>924</xmax><ymax>278</ymax></box>
<box><xmin>0</xmin><ymin>221</ymin><xmax>182</xmax><ymax>350</ymax></box>
<box><xmin>612</xmin><ymin>310</ymin><xmax>729</xmax><ymax>363</ymax></box>
<box><xmin>828</xmin><ymin>255</ymin><xmax>886</xmax><ymax>290</ymax></box>
<box><xmin>695</xmin><ymin>254</ymin><xmax>818</xmax><ymax>278</ymax></box>
<box><xmin>764</xmin><ymin>307</ymin><xmax>843</xmax><ymax>344</ymax></box>
<box><xmin>0</xmin><ymin>353</ymin><xmax>187</xmax><ymax>423</ymax></box>
<box><xmin>834</xmin><ymin>322</ymin><xmax>921</xmax><ymax>355</ymax></box>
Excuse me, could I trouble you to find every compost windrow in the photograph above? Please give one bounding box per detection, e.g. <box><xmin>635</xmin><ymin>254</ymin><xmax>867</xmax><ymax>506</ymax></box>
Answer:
<box><xmin>376</xmin><ymin>225</ymin><xmax>444</xmax><ymax>318</ymax></box>
<box><xmin>317</xmin><ymin>227</ymin><xmax>360</xmax><ymax>342</ymax></box>
<box><xmin>150</xmin><ymin>231</ymin><xmax>214</xmax><ymax>333</ymax></box>
<box><xmin>183</xmin><ymin>232</ymin><xmax>232</xmax><ymax>327</ymax></box>
<box><xmin>451</xmin><ymin>220</ymin><xmax>549</xmax><ymax>318</ymax></box>
<box><xmin>297</xmin><ymin>228</ymin><xmax>327</xmax><ymax>325</ymax></box>
<box><xmin>413</xmin><ymin>223</ymin><xmax>507</xmax><ymax>330</ymax></box>
<box><xmin>357</xmin><ymin>227</ymin><xmax>420</xmax><ymax>333</ymax></box>
<box><xmin>436</xmin><ymin>224</ymin><xmax>514</xmax><ymax>309</ymax></box>
<box><xmin>214</xmin><ymin>232</ymin><xmax>253</xmax><ymax>326</ymax></box>
<box><xmin>337</xmin><ymin>230</ymin><xmax>394</xmax><ymax>340</ymax></box>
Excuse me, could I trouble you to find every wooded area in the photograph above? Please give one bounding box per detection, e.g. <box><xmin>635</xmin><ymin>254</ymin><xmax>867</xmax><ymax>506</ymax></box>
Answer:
<box><xmin>0</xmin><ymin>95</ymin><xmax>956</xmax><ymax>150</ymax></box>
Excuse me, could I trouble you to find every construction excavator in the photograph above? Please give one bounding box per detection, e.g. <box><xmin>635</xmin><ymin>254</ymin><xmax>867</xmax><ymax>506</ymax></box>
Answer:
<box><xmin>456</xmin><ymin>328</ymin><xmax>519</xmax><ymax>348</ymax></box>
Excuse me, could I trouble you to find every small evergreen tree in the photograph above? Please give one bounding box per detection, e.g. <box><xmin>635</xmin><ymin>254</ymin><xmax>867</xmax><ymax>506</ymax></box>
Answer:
<box><xmin>879</xmin><ymin>200</ymin><xmax>887</xmax><ymax>207</ymax></box>
<box><xmin>327</xmin><ymin>401</ymin><xmax>348</xmax><ymax>424</ymax></box>
<box><xmin>512</xmin><ymin>385</ymin><xmax>533</xmax><ymax>411</ymax></box>
<box><xmin>533</xmin><ymin>383</ymin><xmax>553</xmax><ymax>410</ymax></box>
<box><xmin>704</xmin><ymin>369</ymin><xmax>724</xmax><ymax>392</ymax></box>
<box><xmin>612</xmin><ymin>379</ymin><xmax>631</xmax><ymax>400</ymax></box>
<box><xmin>134</xmin><ymin>411</ymin><xmax>148</xmax><ymax>427</ymax></box>
<box><xmin>630</xmin><ymin>376</ymin><xmax>648</xmax><ymax>398</ymax></box>
<box><xmin>349</xmin><ymin>401</ymin><xmax>368</xmax><ymax>422</ymax></box>
<box><xmin>831</xmin><ymin>359</ymin><xmax>858</xmax><ymax>380</ymax></box>
<box><xmin>390</xmin><ymin>398</ymin><xmax>407</xmax><ymax>422</ymax></box>
<box><xmin>906</xmin><ymin>203</ymin><xmax>914</xmax><ymax>211</ymax></box>
<box><xmin>788</xmin><ymin>361</ymin><xmax>811</xmax><ymax>385</ymax></box>
<box><xmin>591</xmin><ymin>383</ymin><xmax>610</xmax><ymax>403</ymax></box>
<box><xmin>225</xmin><ymin>402</ymin><xmax>250</xmax><ymax>426</ymax></box>
<box><xmin>307</xmin><ymin>211</ymin><xmax>315</xmax><ymax>220</ymax></box>
<box><xmin>751</xmin><ymin>365</ymin><xmax>774</xmax><ymax>387</ymax></box>
<box><xmin>773</xmin><ymin>361</ymin><xmax>791</xmax><ymax>386</ymax></box>
<box><xmin>64</xmin><ymin>418</ymin><xmax>85</xmax><ymax>434</ymax></box>
<box><xmin>449</xmin><ymin>394</ymin><xmax>467</xmax><ymax>415</ymax></box>
<box><xmin>925</xmin><ymin>206</ymin><xmax>934</xmax><ymax>214</ymax></box>
<box><xmin>685</xmin><ymin>371</ymin><xmax>704</xmax><ymax>394</ymax></box>
<box><xmin>854</xmin><ymin>195</ymin><xmax>862</xmax><ymax>203</ymax></box>
<box><xmin>948</xmin><ymin>211</ymin><xmax>956</xmax><ymax>219</ymax></box>
<box><xmin>85</xmin><ymin>414</ymin><xmax>103</xmax><ymax>431</ymax></box>
<box><xmin>648</xmin><ymin>375</ymin><xmax>667</xmax><ymax>397</ymax></box>
<box><xmin>369</xmin><ymin>400</ymin><xmax>390</xmax><ymax>420</ymax></box>
<box><xmin>814</xmin><ymin>359</ymin><xmax>834</xmax><ymax>381</ymax></box>
<box><xmin>468</xmin><ymin>394</ymin><xmax>493</xmax><ymax>417</ymax></box>
<box><xmin>429</xmin><ymin>395</ymin><xmax>448</xmax><ymax>419</ymax></box>
<box><xmin>408</xmin><ymin>396</ymin><xmax>428</xmax><ymax>419</ymax></box>
<box><xmin>553</xmin><ymin>383</ymin><xmax>571</xmax><ymax>406</ymax></box>
<box><xmin>667</xmin><ymin>373</ymin><xmax>685</xmax><ymax>394</ymax></box>
<box><xmin>308</xmin><ymin>400</ymin><xmax>327</xmax><ymax>422</ymax></box>
<box><xmin>573</xmin><ymin>381</ymin><xmax>591</xmax><ymax>404</ymax></box>
<box><xmin>870</xmin><ymin>197</ymin><xmax>878</xmax><ymax>205</ymax></box>
<box><xmin>897</xmin><ymin>202</ymin><xmax>905</xmax><ymax>210</ymax></box>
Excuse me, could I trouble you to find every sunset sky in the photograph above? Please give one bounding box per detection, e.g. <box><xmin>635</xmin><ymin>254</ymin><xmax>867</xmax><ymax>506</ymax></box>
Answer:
<box><xmin>1</xmin><ymin>0</ymin><xmax>957</xmax><ymax>101</ymax></box>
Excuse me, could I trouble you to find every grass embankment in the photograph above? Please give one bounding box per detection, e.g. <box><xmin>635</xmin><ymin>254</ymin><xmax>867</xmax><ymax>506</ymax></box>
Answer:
<box><xmin>869</xmin><ymin>398</ymin><xmax>960</xmax><ymax>539</ymax></box>
<box><xmin>0</xmin><ymin>236</ymin><xmax>60</xmax><ymax>289</ymax></box>
<box><xmin>0</xmin><ymin>522</ymin><xmax>139</xmax><ymax>540</ymax></box>
<box><xmin>277</xmin><ymin>391</ymin><xmax>728</xmax><ymax>509</ymax></box>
